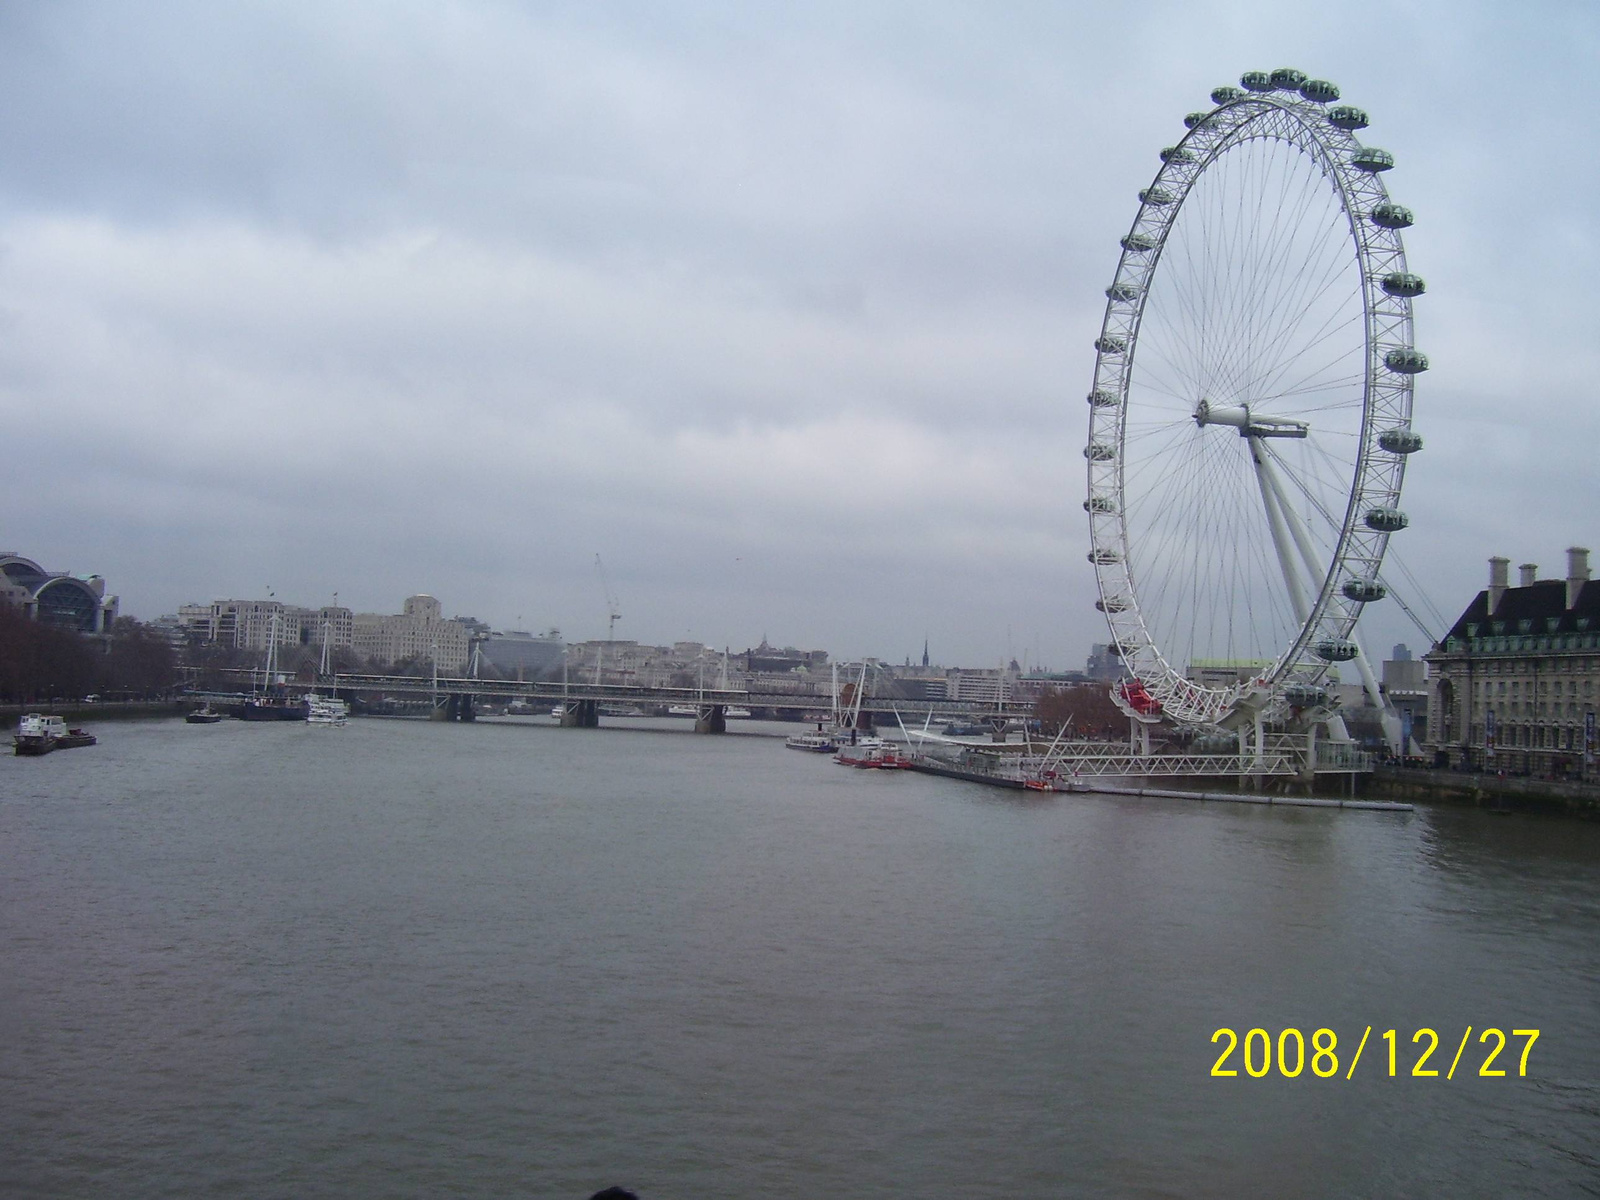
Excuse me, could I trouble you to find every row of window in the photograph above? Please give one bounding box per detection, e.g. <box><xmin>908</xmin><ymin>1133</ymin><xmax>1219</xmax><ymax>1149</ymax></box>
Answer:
<box><xmin>1448</xmin><ymin>633</ymin><xmax>1599</xmax><ymax>653</ymax></box>
<box><xmin>1474</xmin><ymin>679</ymin><xmax>1594</xmax><ymax>697</ymax></box>
<box><xmin>1472</xmin><ymin>701</ymin><xmax>1594</xmax><ymax>719</ymax></box>
<box><xmin>1470</xmin><ymin>724</ymin><xmax>1595</xmax><ymax>750</ymax></box>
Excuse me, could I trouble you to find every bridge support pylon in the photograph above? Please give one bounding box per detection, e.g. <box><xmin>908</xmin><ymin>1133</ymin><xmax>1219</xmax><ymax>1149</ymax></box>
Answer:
<box><xmin>694</xmin><ymin>705</ymin><xmax>726</xmax><ymax>734</ymax></box>
<box><xmin>559</xmin><ymin>699</ymin><xmax>599</xmax><ymax>728</ymax></box>
<box><xmin>432</xmin><ymin>694</ymin><xmax>478</xmax><ymax>722</ymax></box>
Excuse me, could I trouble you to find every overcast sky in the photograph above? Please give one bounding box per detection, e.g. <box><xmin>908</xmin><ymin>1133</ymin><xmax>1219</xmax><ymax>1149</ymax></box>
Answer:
<box><xmin>1</xmin><ymin>0</ymin><xmax>1595</xmax><ymax>670</ymax></box>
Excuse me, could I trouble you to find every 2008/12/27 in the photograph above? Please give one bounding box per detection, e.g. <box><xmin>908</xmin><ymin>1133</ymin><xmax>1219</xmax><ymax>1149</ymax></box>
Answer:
<box><xmin>1210</xmin><ymin>1027</ymin><xmax>1540</xmax><ymax>1079</ymax></box>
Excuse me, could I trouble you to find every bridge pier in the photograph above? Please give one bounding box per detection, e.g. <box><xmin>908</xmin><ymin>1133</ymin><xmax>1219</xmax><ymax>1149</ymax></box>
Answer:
<box><xmin>431</xmin><ymin>693</ymin><xmax>479</xmax><ymax>722</ymax></box>
<box><xmin>694</xmin><ymin>705</ymin><xmax>726</xmax><ymax>734</ymax></box>
<box><xmin>559</xmin><ymin>699</ymin><xmax>599</xmax><ymax>728</ymax></box>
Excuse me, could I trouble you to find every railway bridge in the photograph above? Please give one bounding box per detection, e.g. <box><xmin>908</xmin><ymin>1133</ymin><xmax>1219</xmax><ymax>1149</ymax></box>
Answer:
<box><xmin>186</xmin><ymin>668</ymin><xmax>1034</xmax><ymax>733</ymax></box>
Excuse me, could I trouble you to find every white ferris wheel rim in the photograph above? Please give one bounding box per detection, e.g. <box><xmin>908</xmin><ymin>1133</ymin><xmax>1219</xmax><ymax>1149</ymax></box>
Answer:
<box><xmin>1084</xmin><ymin>72</ymin><xmax>1423</xmax><ymax>728</ymax></box>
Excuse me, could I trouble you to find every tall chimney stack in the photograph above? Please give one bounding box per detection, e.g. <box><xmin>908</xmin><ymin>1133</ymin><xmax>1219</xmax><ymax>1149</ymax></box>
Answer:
<box><xmin>1519</xmin><ymin>563</ymin><xmax>1538</xmax><ymax>588</ymax></box>
<box><xmin>1488</xmin><ymin>556</ymin><xmax>1509</xmax><ymax>614</ymax></box>
<box><xmin>1567</xmin><ymin>546</ymin><xmax>1591</xmax><ymax>610</ymax></box>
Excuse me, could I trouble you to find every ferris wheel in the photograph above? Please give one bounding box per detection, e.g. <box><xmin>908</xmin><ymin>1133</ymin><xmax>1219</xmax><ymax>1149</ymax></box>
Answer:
<box><xmin>1085</xmin><ymin>69</ymin><xmax>1425</xmax><ymax>728</ymax></box>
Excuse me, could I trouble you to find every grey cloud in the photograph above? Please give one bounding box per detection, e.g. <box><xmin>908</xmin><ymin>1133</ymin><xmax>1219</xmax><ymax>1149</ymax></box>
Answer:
<box><xmin>0</xmin><ymin>0</ymin><xmax>1595</xmax><ymax>668</ymax></box>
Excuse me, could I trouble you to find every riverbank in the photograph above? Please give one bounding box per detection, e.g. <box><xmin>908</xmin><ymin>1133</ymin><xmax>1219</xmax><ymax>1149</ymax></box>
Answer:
<box><xmin>1368</xmin><ymin>765</ymin><xmax>1600</xmax><ymax>818</ymax></box>
<box><xmin>2</xmin><ymin>700</ymin><xmax>185</xmax><ymax>727</ymax></box>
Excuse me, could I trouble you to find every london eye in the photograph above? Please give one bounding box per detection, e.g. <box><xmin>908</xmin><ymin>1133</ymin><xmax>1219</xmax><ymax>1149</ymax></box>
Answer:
<box><xmin>1084</xmin><ymin>69</ymin><xmax>1425</xmax><ymax>730</ymax></box>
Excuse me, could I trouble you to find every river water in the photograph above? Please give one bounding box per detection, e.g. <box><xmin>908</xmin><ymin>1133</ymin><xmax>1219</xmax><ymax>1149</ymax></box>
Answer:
<box><xmin>2</xmin><ymin>716</ymin><xmax>1596</xmax><ymax>1198</ymax></box>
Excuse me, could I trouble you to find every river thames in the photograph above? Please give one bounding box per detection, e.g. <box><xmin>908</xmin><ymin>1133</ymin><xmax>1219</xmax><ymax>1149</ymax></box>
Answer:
<box><xmin>3</xmin><ymin>716</ymin><xmax>1596</xmax><ymax>1198</ymax></box>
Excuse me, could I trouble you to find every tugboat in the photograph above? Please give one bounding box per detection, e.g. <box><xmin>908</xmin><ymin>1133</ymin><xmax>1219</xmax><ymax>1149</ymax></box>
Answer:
<box><xmin>185</xmin><ymin>705</ymin><xmax>224</xmax><ymax>724</ymax></box>
<box><xmin>14</xmin><ymin>713</ymin><xmax>97</xmax><ymax>755</ymax></box>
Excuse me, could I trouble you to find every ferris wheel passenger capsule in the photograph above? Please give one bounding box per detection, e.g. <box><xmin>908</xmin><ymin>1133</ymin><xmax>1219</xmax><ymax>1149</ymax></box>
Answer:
<box><xmin>1381</xmin><ymin>273</ymin><xmax>1426</xmax><ymax>298</ymax></box>
<box><xmin>1094</xmin><ymin>335</ymin><xmax>1126</xmax><ymax>354</ymax></box>
<box><xmin>1106</xmin><ymin>283</ymin><xmax>1140</xmax><ymax>302</ymax></box>
<box><xmin>1329</xmin><ymin>105</ymin><xmax>1370</xmax><ymax>130</ymax></box>
<box><xmin>1084</xmin><ymin>496</ymin><xmax>1116</xmax><ymax>513</ymax></box>
<box><xmin>1088</xmin><ymin>548</ymin><xmax>1122</xmax><ymax>565</ymax></box>
<box><xmin>1378</xmin><ymin>428</ymin><xmax>1424</xmax><ymax>454</ymax></box>
<box><xmin>1315</xmin><ymin>639</ymin><xmax>1360</xmax><ymax>662</ymax></box>
<box><xmin>1284</xmin><ymin>682</ymin><xmax>1329</xmax><ymax>707</ymax></box>
<box><xmin>1095</xmin><ymin>598</ymin><xmax>1128</xmax><ymax>613</ymax></box>
<box><xmin>1183</xmin><ymin>112</ymin><xmax>1209</xmax><ymax>130</ymax></box>
<box><xmin>1364</xmin><ymin>507</ymin><xmax>1409</xmax><ymax>533</ymax></box>
<box><xmin>1240</xmin><ymin>70</ymin><xmax>1273</xmax><ymax>92</ymax></box>
<box><xmin>1121</xmin><ymin>232</ymin><xmax>1157</xmax><ymax>253</ymax></box>
<box><xmin>1370</xmin><ymin>202</ymin><xmax>1414</xmax><ymax>229</ymax></box>
<box><xmin>1270</xmin><ymin>68</ymin><xmax>1307</xmax><ymax>91</ymax></box>
<box><xmin>1160</xmin><ymin>146</ymin><xmax>1195</xmax><ymax>164</ymax></box>
<box><xmin>1210</xmin><ymin>85</ymin><xmax>1245</xmax><ymax>105</ymax></box>
<box><xmin>1352</xmin><ymin>147</ymin><xmax>1395</xmax><ymax>172</ymax></box>
<box><xmin>1084</xmin><ymin>442</ymin><xmax>1116</xmax><ymax>461</ymax></box>
<box><xmin>1299</xmin><ymin>79</ymin><xmax>1340</xmax><ymax>104</ymax></box>
<box><xmin>1384</xmin><ymin>347</ymin><xmax>1429</xmax><ymax>374</ymax></box>
<box><xmin>1088</xmin><ymin>389</ymin><xmax>1120</xmax><ymax>408</ymax></box>
<box><xmin>1139</xmin><ymin>186</ymin><xmax>1175</xmax><ymax>206</ymax></box>
<box><xmin>1342</xmin><ymin>578</ymin><xmax>1388</xmax><ymax>602</ymax></box>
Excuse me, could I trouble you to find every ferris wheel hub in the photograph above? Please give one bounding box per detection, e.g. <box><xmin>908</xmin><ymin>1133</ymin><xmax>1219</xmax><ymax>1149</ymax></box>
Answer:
<box><xmin>1193</xmin><ymin>400</ymin><xmax>1309</xmax><ymax>439</ymax></box>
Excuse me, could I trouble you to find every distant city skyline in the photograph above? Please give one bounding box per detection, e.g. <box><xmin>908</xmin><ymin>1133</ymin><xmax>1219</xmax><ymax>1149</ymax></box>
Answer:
<box><xmin>1</xmin><ymin>3</ymin><xmax>1593</xmax><ymax>668</ymax></box>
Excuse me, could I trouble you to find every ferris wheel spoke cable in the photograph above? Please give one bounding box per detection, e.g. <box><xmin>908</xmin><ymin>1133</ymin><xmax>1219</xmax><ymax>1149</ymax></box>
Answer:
<box><xmin>1236</xmin><ymin>234</ymin><xmax>1351</xmax><ymax>408</ymax></box>
<box><xmin>1250</xmin><ymin>264</ymin><xmax>1363</xmax><ymax>405</ymax></box>
<box><xmin>1248</xmin><ymin>227</ymin><xmax>1363</xmax><ymax>387</ymax></box>
<box><xmin>1148</xmin><ymin>433</ymin><xmax>1228</xmax><ymax>616</ymax></box>
<box><xmin>1132</xmin><ymin>327</ymin><xmax>1206</xmax><ymax>403</ymax></box>
<box><xmin>1129</xmin><ymin>430</ymin><xmax>1211</xmax><ymax>555</ymax></box>
<box><xmin>1377</xmin><ymin>545</ymin><xmax>1448</xmax><ymax>643</ymax></box>
<box><xmin>1271</xmin><ymin>436</ymin><xmax>1444</xmax><ymax>647</ymax></box>
<box><xmin>1235</xmin><ymin>205</ymin><xmax>1351</xmax><ymax>405</ymax></box>
<box><xmin>1246</xmin><ymin>165</ymin><xmax>1348</xmax><ymax>362</ymax></box>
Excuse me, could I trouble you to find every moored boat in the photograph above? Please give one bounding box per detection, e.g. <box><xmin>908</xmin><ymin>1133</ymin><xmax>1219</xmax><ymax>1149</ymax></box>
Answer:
<box><xmin>185</xmin><ymin>706</ymin><xmax>223</xmax><ymax>724</ymax></box>
<box><xmin>785</xmin><ymin>728</ymin><xmax>838</xmax><ymax>753</ymax></box>
<box><xmin>835</xmin><ymin>742</ymin><xmax>910</xmax><ymax>769</ymax></box>
<box><xmin>834</xmin><ymin>734</ymin><xmax>911</xmax><ymax>769</ymax></box>
<box><xmin>305</xmin><ymin>694</ymin><xmax>350</xmax><ymax>726</ymax></box>
<box><xmin>13</xmin><ymin>713</ymin><xmax>96</xmax><ymax>755</ymax></box>
<box><xmin>229</xmin><ymin>695</ymin><xmax>308</xmax><ymax>721</ymax></box>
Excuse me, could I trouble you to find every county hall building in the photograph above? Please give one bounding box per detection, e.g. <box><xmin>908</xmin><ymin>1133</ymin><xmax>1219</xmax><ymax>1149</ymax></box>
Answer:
<box><xmin>1425</xmin><ymin>548</ymin><xmax>1600</xmax><ymax>777</ymax></box>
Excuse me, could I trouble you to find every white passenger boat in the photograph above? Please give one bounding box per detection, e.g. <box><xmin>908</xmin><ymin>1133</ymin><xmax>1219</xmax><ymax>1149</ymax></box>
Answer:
<box><xmin>304</xmin><ymin>694</ymin><xmax>350</xmax><ymax>726</ymax></box>
<box><xmin>785</xmin><ymin>728</ymin><xmax>838</xmax><ymax>753</ymax></box>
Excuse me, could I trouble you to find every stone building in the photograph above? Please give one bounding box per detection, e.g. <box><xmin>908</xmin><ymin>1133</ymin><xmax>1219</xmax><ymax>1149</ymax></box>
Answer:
<box><xmin>178</xmin><ymin>599</ymin><xmax>353</xmax><ymax>652</ymax></box>
<box><xmin>351</xmin><ymin>594</ymin><xmax>470</xmax><ymax>672</ymax></box>
<box><xmin>1425</xmin><ymin>549</ymin><xmax>1599</xmax><ymax>776</ymax></box>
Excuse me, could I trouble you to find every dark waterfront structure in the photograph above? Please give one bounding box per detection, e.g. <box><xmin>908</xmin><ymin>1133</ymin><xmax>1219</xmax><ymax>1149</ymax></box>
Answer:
<box><xmin>1426</xmin><ymin>549</ymin><xmax>1600</xmax><ymax>776</ymax></box>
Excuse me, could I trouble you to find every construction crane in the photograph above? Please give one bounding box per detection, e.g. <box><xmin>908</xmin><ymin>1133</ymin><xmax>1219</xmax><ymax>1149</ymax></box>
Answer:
<box><xmin>594</xmin><ymin>554</ymin><xmax>622</xmax><ymax>641</ymax></box>
<box><xmin>593</xmin><ymin>555</ymin><xmax>622</xmax><ymax>687</ymax></box>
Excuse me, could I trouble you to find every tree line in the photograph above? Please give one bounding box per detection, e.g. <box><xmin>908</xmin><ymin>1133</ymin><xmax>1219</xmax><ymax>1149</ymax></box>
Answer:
<box><xmin>0</xmin><ymin>605</ymin><xmax>178</xmax><ymax>703</ymax></box>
